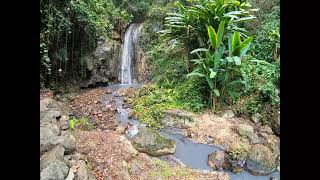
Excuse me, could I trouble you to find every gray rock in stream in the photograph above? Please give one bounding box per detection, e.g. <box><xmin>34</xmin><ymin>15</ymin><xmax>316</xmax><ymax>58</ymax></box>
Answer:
<box><xmin>131</xmin><ymin>127</ymin><xmax>176</xmax><ymax>156</ymax></box>
<box><xmin>245</xmin><ymin>144</ymin><xmax>277</xmax><ymax>175</ymax></box>
<box><xmin>208</xmin><ymin>150</ymin><xmax>227</xmax><ymax>171</ymax></box>
<box><xmin>163</xmin><ymin>109</ymin><xmax>196</xmax><ymax>128</ymax></box>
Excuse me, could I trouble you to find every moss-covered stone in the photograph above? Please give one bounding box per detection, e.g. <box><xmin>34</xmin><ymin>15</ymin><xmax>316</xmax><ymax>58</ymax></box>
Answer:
<box><xmin>131</xmin><ymin>127</ymin><xmax>176</xmax><ymax>156</ymax></box>
<box><xmin>245</xmin><ymin>144</ymin><xmax>277</xmax><ymax>175</ymax></box>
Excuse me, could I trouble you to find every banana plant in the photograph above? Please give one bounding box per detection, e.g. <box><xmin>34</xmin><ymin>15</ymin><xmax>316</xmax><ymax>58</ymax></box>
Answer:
<box><xmin>163</xmin><ymin>0</ymin><xmax>256</xmax><ymax>56</ymax></box>
<box><xmin>220</xmin><ymin>31</ymin><xmax>254</xmax><ymax>104</ymax></box>
<box><xmin>226</xmin><ymin>31</ymin><xmax>254</xmax><ymax>66</ymax></box>
<box><xmin>187</xmin><ymin>20</ymin><xmax>226</xmax><ymax>111</ymax></box>
<box><xmin>187</xmin><ymin>20</ymin><xmax>254</xmax><ymax>112</ymax></box>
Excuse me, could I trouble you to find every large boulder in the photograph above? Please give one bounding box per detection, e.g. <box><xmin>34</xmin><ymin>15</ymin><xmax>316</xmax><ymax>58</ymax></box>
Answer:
<box><xmin>236</xmin><ymin>124</ymin><xmax>261</xmax><ymax>144</ymax></box>
<box><xmin>40</xmin><ymin>123</ymin><xmax>76</xmax><ymax>154</ymax></box>
<box><xmin>40</xmin><ymin>97</ymin><xmax>71</xmax><ymax>122</ymax></box>
<box><xmin>131</xmin><ymin>127</ymin><xmax>176</xmax><ymax>156</ymax></box>
<box><xmin>65</xmin><ymin>169</ymin><xmax>75</xmax><ymax>180</ymax></box>
<box><xmin>74</xmin><ymin>160</ymin><xmax>96</xmax><ymax>180</ymax></box>
<box><xmin>208</xmin><ymin>150</ymin><xmax>227</xmax><ymax>171</ymax></box>
<box><xmin>237</xmin><ymin>124</ymin><xmax>254</xmax><ymax>137</ymax></box>
<box><xmin>53</xmin><ymin>131</ymin><xmax>77</xmax><ymax>154</ymax></box>
<box><xmin>41</xmin><ymin>109</ymin><xmax>61</xmax><ymax>124</ymax></box>
<box><xmin>40</xmin><ymin>146</ymin><xmax>69</xmax><ymax>180</ymax></box>
<box><xmin>40</xmin><ymin>145</ymin><xmax>66</xmax><ymax>171</ymax></box>
<box><xmin>162</xmin><ymin>109</ymin><xmax>196</xmax><ymax>128</ymax></box>
<box><xmin>245</xmin><ymin>144</ymin><xmax>277</xmax><ymax>175</ymax></box>
<box><xmin>59</xmin><ymin>115</ymin><xmax>70</xmax><ymax>130</ymax></box>
<box><xmin>40</xmin><ymin>161</ymin><xmax>69</xmax><ymax>180</ymax></box>
<box><xmin>40</xmin><ymin>123</ymin><xmax>61</xmax><ymax>154</ymax></box>
<box><xmin>75</xmin><ymin>160</ymin><xmax>89</xmax><ymax>180</ymax></box>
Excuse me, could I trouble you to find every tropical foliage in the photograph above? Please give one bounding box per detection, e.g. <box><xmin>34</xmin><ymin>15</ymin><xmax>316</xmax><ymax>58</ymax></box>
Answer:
<box><xmin>134</xmin><ymin>0</ymin><xmax>279</xmax><ymax>127</ymax></box>
<box><xmin>41</xmin><ymin>0</ymin><xmax>280</xmax><ymax>127</ymax></box>
<box><xmin>187</xmin><ymin>23</ymin><xmax>254</xmax><ymax>111</ymax></box>
<box><xmin>40</xmin><ymin>0</ymin><xmax>131</xmax><ymax>88</ymax></box>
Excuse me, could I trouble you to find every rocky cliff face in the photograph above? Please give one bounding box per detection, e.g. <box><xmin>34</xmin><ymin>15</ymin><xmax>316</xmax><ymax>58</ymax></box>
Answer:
<box><xmin>80</xmin><ymin>23</ymin><xmax>150</xmax><ymax>87</ymax></box>
<box><xmin>79</xmin><ymin>38</ymin><xmax>121</xmax><ymax>88</ymax></box>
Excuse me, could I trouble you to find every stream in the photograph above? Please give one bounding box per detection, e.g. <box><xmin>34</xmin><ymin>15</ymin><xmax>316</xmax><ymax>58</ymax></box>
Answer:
<box><xmin>101</xmin><ymin>84</ymin><xmax>280</xmax><ymax>180</ymax></box>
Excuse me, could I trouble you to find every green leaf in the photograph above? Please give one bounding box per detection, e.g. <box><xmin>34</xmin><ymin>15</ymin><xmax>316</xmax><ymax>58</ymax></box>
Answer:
<box><xmin>224</xmin><ymin>11</ymin><xmax>243</xmax><ymax>17</ymax></box>
<box><xmin>208</xmin><ymin>25</ymin><xmax>218</xmax><ymax>48</ymax></box>
<box><xmin>178</xmin><ymin>2</ymin><xmax>186</xmax><ymax>13</ymax></box>
<box><xmin>239</xmin><ymin>36</ymin><xmax>254</xmax><ymax>57</ymax></box>
<box><xmin>190</xmin><ymin>48</ymin><xmax>209</xmax><ymax>54</ymax></box>
<box><xmin>217</xmin><ymin>21</ymin><xmax>225</xmax><ymax>47</ymax></box>
<box><xmin>233</xmin><ymin>56</ymin><xmax>241</xmax><ymax>66</ymax></box>
<box><xmin>228</xmin><ymin>33</ymin><xmax>233</xmax><ymax>57</ymax></box>
<box><xmin>206</xmin><ymin>76</ymin><xmax>214</xmax><ymax>89</ymax></box>
<box><xmin>232</xmin><ymin>16</ymin><xmax>256</xmax><ymax>23</ymax></box>
<box><xmin>209</xmin><ymin>68</ymin><xmax>217</xmax><ymax>78</ymax></box>
<box><xmin>226</xmin><ymin>57</ymin><xmax>233</xmax><ymax>62</ymax></box>
<box><xmin>205</xmin><ymin>50</ymin><xmax>214</xmax><ymax>65</ymax></box>
<box><xmin>187</xmin><ymin>72</ymin><xmax>205</xmax><ymax>77</ymax></box>
<box><xmin>232</xmin><ymin>32</ymin><xmax>241</xmax><ymax>56</ymax></box>
<box><xmin>214</xmin><ymin>46</ymin><xmax>225</xmax><ymax>69</ymax></box>
<box><xmin>213</xmin><ymin>89</ymin><xmax>220</xmax><ymax>97</ymax></box>
<box><xmin>232</xmin><ymin>32</ymin><xmax>241</xmax><ymax>51</ymax></box>
<box><xmin>190</xmin><ymin>59</ymin><xmax>202</xmax><ymax>64</ymax></box>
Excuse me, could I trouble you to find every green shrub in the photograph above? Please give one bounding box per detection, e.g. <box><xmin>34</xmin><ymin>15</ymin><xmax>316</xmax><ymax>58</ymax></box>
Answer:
<box><xmin>132</xmin><ymin>84</ymin><xmax>182</xmax><ymax>129</ymax></box>
<box><xmin>251</xmin><ymin>5</ymin><xmax>280</xmax><ymax>63</ymax></box>
<box><xmin>69</xmin><ymin>117</ymin><xmax>95</xmax><ymax>131</ymax></box>
<box><xmin>232</xmin><ymin>59</ymin><xmax>279</xmax><ymax>124</ymax></box>
<box><xmin>176</xmin><ymin>76</ymin><xmax>208</xmax><ymax>112</ymax></box>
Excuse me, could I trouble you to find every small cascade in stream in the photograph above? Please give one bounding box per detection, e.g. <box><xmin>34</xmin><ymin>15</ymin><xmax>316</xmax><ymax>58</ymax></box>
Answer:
<box><xmin>120</xmin><ymin>23</ymin><xmax>142</xmax><ymax>84</ymax></box>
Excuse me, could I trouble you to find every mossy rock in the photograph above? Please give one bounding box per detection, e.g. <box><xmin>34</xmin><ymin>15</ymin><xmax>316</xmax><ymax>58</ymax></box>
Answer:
<box><xmin>131</xmin><ymin>127</ymin><xmax>176</xmax><ymax>156</ymax></box>
<box><xmin>245</xmin><ymin>144</ymin><xmax>277</xmax><ymax>175</ymax></box>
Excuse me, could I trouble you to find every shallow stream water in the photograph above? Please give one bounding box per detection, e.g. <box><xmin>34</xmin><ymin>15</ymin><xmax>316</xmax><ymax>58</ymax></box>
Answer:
<box><xmin>102</xmin><ymin>84</ymin><xmax>280</xmax><ymax>180</ymax></box>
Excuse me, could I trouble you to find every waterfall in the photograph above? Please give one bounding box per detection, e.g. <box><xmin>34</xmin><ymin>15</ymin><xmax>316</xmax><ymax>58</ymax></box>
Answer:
<box><xmin>120</xmin><ymin>23</ymin><xmax>142</xmax><ymax>84</ymax></box>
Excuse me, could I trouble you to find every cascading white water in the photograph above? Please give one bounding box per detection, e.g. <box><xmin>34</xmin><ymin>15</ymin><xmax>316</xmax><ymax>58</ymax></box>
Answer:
<box><xmin>120</xmin><ymin>23</ymin><xmax>142</xmax><ymax>84</ymax></box>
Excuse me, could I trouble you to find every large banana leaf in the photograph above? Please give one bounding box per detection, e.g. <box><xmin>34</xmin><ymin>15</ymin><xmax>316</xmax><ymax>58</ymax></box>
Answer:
<box><xmin>217</xmin><ymin>21</ymin><xmax>226</xmax><ymax>47</ymax></box>
<box><xmin>232</xmin><ymin>36</ymin><xmax>254</xmax><ymax>57</ymax></box>
<box><xmin>232</xmin><ymin>32</ymin><xmax>241</xmax><ymax>56</ymax></box>
<box><xmin>213</xmin><ymin>46</ymin><xmax>225</xmax><ymax>69</ymax></box>
<box><xmin>208</xmin><ymin>25</ymin><xmax>218</xmax><ymax>48</ymax></box>
<box><xmin>239</xmin><ymin>36</ymin><xmax>254</xmax><ymax>57</ymax></box>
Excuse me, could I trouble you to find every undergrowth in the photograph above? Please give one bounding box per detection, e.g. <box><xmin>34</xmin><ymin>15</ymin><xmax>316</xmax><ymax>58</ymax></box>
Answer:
<box><xmin>69</xmin><ymin>117</ymin><xmax>95</xmax><ymax>131</ymax></box>
<box><xmin>149</xmin><ymin>158</ymin><xmax>188</xmax><ymax>178</ymax></box>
